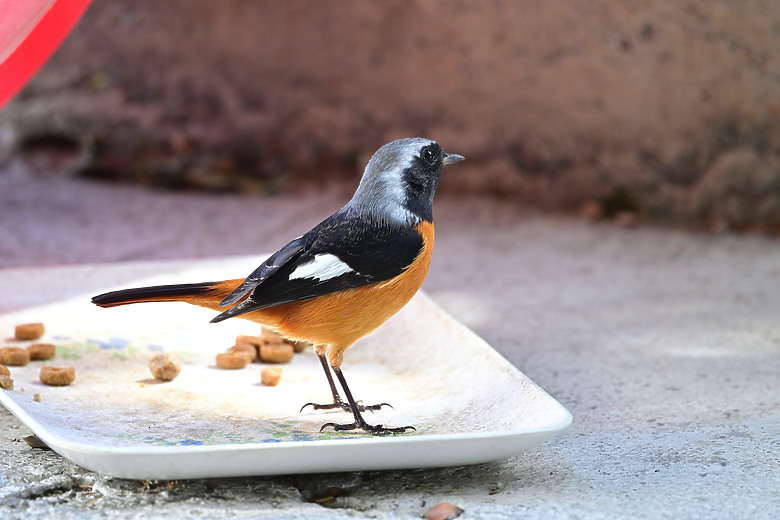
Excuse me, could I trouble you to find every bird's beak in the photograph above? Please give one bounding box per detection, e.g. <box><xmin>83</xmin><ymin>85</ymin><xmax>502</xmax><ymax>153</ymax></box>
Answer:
<box><xmin>442</xmin><ymin>153</ymin><xmax>465</xmax><ymax>166</ymax></box>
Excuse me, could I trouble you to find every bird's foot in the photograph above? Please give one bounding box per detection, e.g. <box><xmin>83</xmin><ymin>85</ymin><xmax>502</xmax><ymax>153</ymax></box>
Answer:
<box><xmin>300</xmin><ymin>397</ymin><xmax>392</xmax><ymax>414</ymax></box>
<box><xmin>319</xmin><ymin>420</ymin><xmax>416</xmax><ymax>436</ymax></box>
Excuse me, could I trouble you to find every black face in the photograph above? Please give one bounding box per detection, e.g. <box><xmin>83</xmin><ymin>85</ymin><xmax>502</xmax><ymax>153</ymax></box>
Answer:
<box><xmin>402</xmin><ymin>143</ymin><xmax>444</xmax><ymax>222</ymax></box>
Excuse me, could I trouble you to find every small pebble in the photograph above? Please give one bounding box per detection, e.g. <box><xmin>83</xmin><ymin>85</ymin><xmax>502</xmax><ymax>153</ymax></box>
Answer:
<box><xmin>22</xmin><ymin>435</ymin><xmax>49</xmax><ymax>449</ymax></box>
<box><xmin>423</xmin><ymin>502</ymin><xmax>464</xmax><ymax>520</ymax></box>
<box><xmin>149</xmin><ymin>353</ymin><xmax>181</xmax><ymax>381</ymax></box>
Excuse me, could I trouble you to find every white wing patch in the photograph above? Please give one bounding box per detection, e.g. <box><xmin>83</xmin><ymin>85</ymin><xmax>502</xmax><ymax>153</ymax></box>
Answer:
<box><xmin>289</xmin><ymin>253</ymin><xmax>353</xmax><ymax>281</ymax></box>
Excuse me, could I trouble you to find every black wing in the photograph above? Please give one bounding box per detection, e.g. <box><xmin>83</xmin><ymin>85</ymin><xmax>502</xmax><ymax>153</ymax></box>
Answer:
<box><xmin>211</xmin><ymin>211</ymin><xmax>423</xmax><ymax>323</ymax></box>
<box><xmin>218</xmin><ymin>235</ymin><xmax>307</xmax><ymax>306</ymax></box>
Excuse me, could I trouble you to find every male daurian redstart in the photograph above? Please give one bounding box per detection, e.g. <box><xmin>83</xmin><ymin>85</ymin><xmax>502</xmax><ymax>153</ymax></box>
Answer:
<box><xmin>92</xmin><ymin>137</ymin><xmax>464</xmax><ymax>435</ymax></box>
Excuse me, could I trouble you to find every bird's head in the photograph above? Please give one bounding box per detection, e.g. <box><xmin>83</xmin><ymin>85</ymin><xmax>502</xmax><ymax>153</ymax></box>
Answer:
<box><xmin>348</xmin><ymin>138</ymin><xmax>464</xmax><ymax>225</ymax></box>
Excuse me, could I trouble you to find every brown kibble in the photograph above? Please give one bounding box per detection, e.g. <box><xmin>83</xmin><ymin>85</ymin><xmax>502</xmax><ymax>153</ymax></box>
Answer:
<box><xmin>292</xmin><ymin>341</ymin><xmax>310</xmax><ymax>353</ymax></box>
<box><xmin>259</xmin><ymin>326</ymin><xmax>305</xmax><ymax>353</ymax></box>
<box><xmin>27</xmin><ymin>343</ymin><xmax>56</xmax><ymax>361</ymax></box>
<box><xmin>15</xmin><ymin>323</ymin><xmax>45</xmax><ymax>341</ymax></box>
<box><xmin>260</xmin><ymin>327</ymin><xmax>285</xmax><ymax>345</ymax></box>
<box><xmin>260</xmin><ymin>366</ymin><xmax>282</xmax><ymax>386</ymax></box>
<box><xmin>235</xmin><ymin>334</ymin><xmax>262</xmax><ymax>346</ymax></box>
<box><xmin>148</xmin><ymin>353</ymin><xmax>181</xmax><ymax>381</ymax></box>
<box><xmin>235</xmin><ymin>335</ymin><xmax>263</xmax><ymax>358</ymax></box>
<box><xmin>0</xmin><ymin>365</ymin><xmax>9</xmax><ymax>377</ymax></box>
<box><xmin>423</xmin><ymin>502</ymin><xmax>464</xmax><ymax>520</ymax></box>
<box><xmin>216</xmin><ymin>351</ymin><xmax>252</xmax><ymax>369</ymax></box>
<box><xmin>33</xmin><ymin>393</ymin><xmax>41</xmax><ymax>402</ymax></box>
<box><xmin>259</xmin><ymin>342</ymin><xmax>294</xmax><ymax>364</ymax></box>
<box><xmin>0</xmin><ymin>347</ymin><xmax>30</xmax><ymax>366</ymax></box>
<box><xmin>229</xmin><ymin>342</ymin><xmax>258</xmax><ymax>361</ymax></box>
<box><xmin>0</xmin><ymin>374</ymin><xmax>13</xmax><ymax>390</ymax></box>
<box><xmin>39</xmin><ymin>366</ymin><xmax>75</xmax><ymax>386</ymax></box>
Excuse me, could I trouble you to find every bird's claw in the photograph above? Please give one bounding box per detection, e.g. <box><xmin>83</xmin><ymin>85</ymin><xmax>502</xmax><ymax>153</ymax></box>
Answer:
<box><xmin>300</xmin><ymin>401</ymin><xmax>339</xmax><ymax>413</ymax></box>
<box><xmin>300</xmin><ymin>399</ymin><xmax>393</xmax><ymax>414</ymax></box>
<box><xmin>319</xmin><ymin>421</ymin><xmax>416</xmax><ymax>436</ymax></box>
<box><xmin>364</xmin><ymin>401</ymin><xmax>394</xmax><ymax>411</ymax></box>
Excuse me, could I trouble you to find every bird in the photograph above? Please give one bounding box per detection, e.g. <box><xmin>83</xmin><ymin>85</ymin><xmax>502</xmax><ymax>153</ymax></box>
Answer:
<box><xmin>92</xmin><ymin>137</ymin><xmax>464</xmax><ymax>435</ymax></box>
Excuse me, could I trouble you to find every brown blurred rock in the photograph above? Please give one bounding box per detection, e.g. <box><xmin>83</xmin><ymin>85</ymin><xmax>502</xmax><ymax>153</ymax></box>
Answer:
<box><xmin>1</xmin><ymin>0</ymin><xmax>779</xmax><ymax>231</ymax></box>
<box><xmin>423</xmin><ymin>502</ymin><xmax>464</xmax><ymax>520</ymax></box>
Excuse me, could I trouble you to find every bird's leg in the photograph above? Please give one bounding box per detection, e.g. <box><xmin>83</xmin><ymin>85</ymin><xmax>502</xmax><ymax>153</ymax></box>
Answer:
<box><xmin>300</xmin><ymin>354</ymin><xmax>349</xmax><ymax>412</ymax></box>
<box><xmin>319</xmin><ymin>367</ymin><xmax>415</xmax><ymax>436</ymax></box>
<box><xmin>300</xmin><ymin>354</ymin><xmax>391</xmax><ymax>414</ymax></box>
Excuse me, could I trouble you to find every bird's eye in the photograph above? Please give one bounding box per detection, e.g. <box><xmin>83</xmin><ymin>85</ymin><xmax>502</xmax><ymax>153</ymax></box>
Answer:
<box><xmin>422</xmin><ymin>148</ymin><xmax>437</xmax><ymax>166</ymax></box>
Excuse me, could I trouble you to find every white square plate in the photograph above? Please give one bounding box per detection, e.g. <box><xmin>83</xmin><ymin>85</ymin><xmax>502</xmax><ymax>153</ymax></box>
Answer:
<box><xmin>0</xmin><ymin>258</ymin><xmax>571</xmax><ymax>479</ymax></box>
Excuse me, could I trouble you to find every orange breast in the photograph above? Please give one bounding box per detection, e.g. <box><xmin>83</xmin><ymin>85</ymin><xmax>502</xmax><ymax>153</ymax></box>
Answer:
<box><xmin>244</xmin><ymin>220</ymin><xmax>435</xmax><ymax>366</ymax></box>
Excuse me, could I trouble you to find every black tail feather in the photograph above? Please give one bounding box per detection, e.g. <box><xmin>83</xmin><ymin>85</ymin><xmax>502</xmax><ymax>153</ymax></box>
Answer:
<box><xmin>92</xmin><ymin>282</ymin><xmax>220</xmax><ymax>308</ymax></box>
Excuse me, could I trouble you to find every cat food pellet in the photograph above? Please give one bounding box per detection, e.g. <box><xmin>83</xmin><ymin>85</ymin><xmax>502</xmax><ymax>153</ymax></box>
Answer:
<box><xmin>15</xmin><ymin>323</ymin><xmax>45</xmax><ymax>340</ymax></box>
<box><xmin>229</xmin><ymin>342</ymin><xmax>258</xmax><ymax>361</ymax></box>
<box><xmin>216</xmin><ymin>351</ymin><xmax>252</xmax><ymax>370</ymax></box>
<box><xmin>260</xmin><ymin>327</ymin><xmax>285</xmax><ymax>345</ymax></box>
<box><xmin>27</xmin><ymin>343</ymin><xmax>56</xmax><ymax>361</ymax></box>
<box><xmin>260</xmin><ymin>366</ymin><xmax>282</xmax><ymax>386</ymax></box>
<box><xmin>39</xmin><ymin>366</ymin><xmax>75</xmax><ymax>386</ymax></box>
<box><xmin>0</xmin><ymin>375</ymin><xmax>13</xmax><ymax>390</ymax></box>
<box><xmin>0</xmin><ymin>347</ymin><xmax>30</xmax><ymax>366</ymax></box>
<box><xmin>292</xmin><ymin>341</ymin><xmax>310</xmax><ymax>353</ymax></box>
<box><xmin>235</xmin><ymin>335</ymin><xmax>263</xmax><ymax>358</ymax></box>
<box><xmin>259</xmin><ymin>343</ymin><xmax>294</xmax><ymax>364</ymax></box>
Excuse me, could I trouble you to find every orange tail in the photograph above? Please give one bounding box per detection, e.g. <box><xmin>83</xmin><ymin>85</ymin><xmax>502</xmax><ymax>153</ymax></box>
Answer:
<box><xmin>91</xmin><ymin>280</ymin><xmax>244</xmax><ymax>313</ymax></box>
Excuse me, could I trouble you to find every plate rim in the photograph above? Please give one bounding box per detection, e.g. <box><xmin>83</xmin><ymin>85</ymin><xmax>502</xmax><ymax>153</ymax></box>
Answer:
<box><xmin>1</xmin><ymin>387</ymin><xmax>573</xmax><ymax>457</ymax></box>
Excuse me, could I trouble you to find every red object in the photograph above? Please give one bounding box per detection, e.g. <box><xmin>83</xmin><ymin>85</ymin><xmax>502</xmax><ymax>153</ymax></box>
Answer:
<box><xmin>0</xmin><ymin>0</ymin><xmax>91</xmax><ymax>110</ymax></box>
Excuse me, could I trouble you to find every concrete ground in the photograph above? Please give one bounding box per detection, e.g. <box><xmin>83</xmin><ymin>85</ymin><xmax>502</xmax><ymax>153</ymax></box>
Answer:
<box><xmin>0</xmin><ymin>169</ymin><xmax>778</xmax><ymax>519</ymax></box>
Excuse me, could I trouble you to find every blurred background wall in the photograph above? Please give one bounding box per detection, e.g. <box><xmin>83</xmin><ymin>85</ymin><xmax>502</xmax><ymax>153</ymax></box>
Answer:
<box><xmin>1</xmin><ymin>0</ymin><xmax>779</xmax><ymax>232</ymax></box>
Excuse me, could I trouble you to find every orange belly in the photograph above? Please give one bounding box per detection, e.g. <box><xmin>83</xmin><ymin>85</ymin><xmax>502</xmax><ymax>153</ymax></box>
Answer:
<box><xmin>241</xmin><ymin>220</ymin><xmax>435</xmax><ymax>366</ymax></box>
